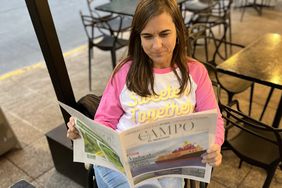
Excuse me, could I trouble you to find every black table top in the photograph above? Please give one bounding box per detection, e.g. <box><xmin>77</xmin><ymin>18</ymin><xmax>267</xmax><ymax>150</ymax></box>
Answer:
<box><xmin>217</xmin><ymin>33</ymin><xmax>282</xmax><ymax>90</ymax></box>
<box><xmin>96</xmin><ymin>0</ymin><xmax>189</xmax><ymax>16</ymax></box>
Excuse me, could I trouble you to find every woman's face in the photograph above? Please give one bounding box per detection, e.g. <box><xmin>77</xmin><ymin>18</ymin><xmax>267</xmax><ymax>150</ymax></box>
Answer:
<box><xmin>140</xmin><ymin>12</ymin><xmax>177</xmax><ymax>68</ymax></box>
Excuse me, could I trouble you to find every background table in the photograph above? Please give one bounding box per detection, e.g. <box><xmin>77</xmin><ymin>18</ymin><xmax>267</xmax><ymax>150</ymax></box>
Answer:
<box><xmin>96</xmin><ymin>0</ymin><xmax>189</xmax><ymax>16</ymax></box>
<box><xmin>217</xmin><ymin>33</ymin><xmax>282</xmax><ymax>128</ymax></box>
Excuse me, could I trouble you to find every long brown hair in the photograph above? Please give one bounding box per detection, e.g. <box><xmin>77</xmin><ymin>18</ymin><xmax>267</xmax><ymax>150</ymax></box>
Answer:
<box><xmin>114</xmin><ymin>0</ymin><xmax>190</xmax><ymax>97</ymax></box>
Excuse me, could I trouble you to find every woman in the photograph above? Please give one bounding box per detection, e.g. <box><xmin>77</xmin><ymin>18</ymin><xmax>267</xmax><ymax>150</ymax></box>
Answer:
<box><xmin>67</xmin><ymin>0</ymin><xmax>224</xmax><ymax>187</ymax></box>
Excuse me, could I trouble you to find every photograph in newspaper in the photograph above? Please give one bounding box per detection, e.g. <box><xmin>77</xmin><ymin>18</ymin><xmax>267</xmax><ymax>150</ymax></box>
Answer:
<box><xmin>58</xmin><ymin>101</ymin><xmax>125</xmax><ymax>173</ymax></box>
<box><xmin>127</xmin><ymin>132</ymin><xmax>208</xmax><ymax>184</ymax></box>
<box><xmin>76</xmin><ymin>118</ymin><xmax>125</xmax><ymax>173</ymax></box>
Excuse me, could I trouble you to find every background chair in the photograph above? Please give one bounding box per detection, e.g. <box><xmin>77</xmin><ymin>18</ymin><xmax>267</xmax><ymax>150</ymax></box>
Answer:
<box><xmin>80</xmin><ymin>12</ymin><xmax>128</xmax><ymax>91</ymax></box>
<box><xmin>182</xmin><ymin>0</ymin><xmax>218</xmax><ymax>26</ymax></box>
<box><xmin>183</xmin><ymin>0</ymin><xmax>219</xmax><ymax>63</ymax></box>
<box><xmin>187</xmin><ymin>23</ymin><xmax>209</xmax><ymax>64</ymax></box>
<box><xmin>86</xmin><ymin>0</ymin><xmax>132</xmax><ymax>38</ymax></box>
<box><xmin>220</xmin><ymin>103</ymin><xmax>282</xmax><ymax>188</ymax></box>
<box><xmin>187</xmin><ymin>23</ymin><xmax>254</xmax><ymax>114</ymax></box>
<box><xmin>190</xmin><ymin>0</ymin><xmax>234</xmax><ymax>57</ymax></box>
<box><xmin>205</xmin><ymin>29</ymin><xmax>274</xmax><ymax>120</ymax></box>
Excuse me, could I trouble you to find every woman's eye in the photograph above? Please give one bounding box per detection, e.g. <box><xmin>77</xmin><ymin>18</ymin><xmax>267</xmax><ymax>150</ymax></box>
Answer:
<box><xmin>160</xmin><ymin>33</ymin><xmax>169</xmax><ymax>37</ymax></box>
<box><xmin>143</xmin><ymin>35</ymin><xmax>153</xmax><ymax>39</ymax></box>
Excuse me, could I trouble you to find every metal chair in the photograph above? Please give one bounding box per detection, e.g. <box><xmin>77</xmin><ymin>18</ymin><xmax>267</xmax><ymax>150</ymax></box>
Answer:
<box><xmin>220</xmin><ymin>102</ymin><xmax>282</xmax><ymax>188</ymax></box>
<box><xmin>206</xmin><ymin>29</ymin><xmax>274</xmax><ymax>120</ymax></box>
<box><xmin>80</xmin><ymin>12</ymin><xmax>128</xmax><ymax>91</ymax></box>
<box><xmin>187</xmin><ymin>23</ymin><xmax>209</xmax><ymax>64</ymax></box>
<box><xmin>86</xmin><ymin>0</ymin><xmax>132</xmax><ymax>37</ymax></box>
<box><xmin>190</xmin><ymin>0</ymin><xmax>233</xmax><ymax>57</ymax></box>
<box><xmin>188</xmin><ymin>23</ymin><xmax>254</xmax><ymax>114</ymax></box>
<box><xmin>182</xmin><ymin>0</ymin><xmax>218</xmax><ymax>26</ymax></box>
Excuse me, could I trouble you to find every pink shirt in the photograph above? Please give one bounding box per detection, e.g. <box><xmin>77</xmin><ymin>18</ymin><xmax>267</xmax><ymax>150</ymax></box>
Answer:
<box><xmin>95</xmin><ymin>60</ymin><xmax>224</xmax><ymax>146</ymax></box>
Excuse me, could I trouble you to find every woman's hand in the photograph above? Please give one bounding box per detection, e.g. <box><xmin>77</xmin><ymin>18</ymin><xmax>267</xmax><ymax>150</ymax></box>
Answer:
<box><xmin>201</xmin><ymin>144</ymin><xmax>222</xmax><ymax>167</ymax></box>
<box><xmin>66</xmin><ymin>116</ymin><xmax>80</xmax><ymax>140</ymax></box>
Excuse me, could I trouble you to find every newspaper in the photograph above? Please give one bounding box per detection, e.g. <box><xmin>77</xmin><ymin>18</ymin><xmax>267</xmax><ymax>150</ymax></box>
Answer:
<box><xmin>59</xmin><ymin>102</ymin><xmax>217</xmax><ymax>187</ymax></box>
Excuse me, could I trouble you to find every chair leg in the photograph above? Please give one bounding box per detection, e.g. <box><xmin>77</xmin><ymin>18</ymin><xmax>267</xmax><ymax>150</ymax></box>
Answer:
<box><xmin>221</xmin><ymin>140</ymin><xmax>231</xmax><ymax>150</ymax></box>
<box><xmin>263</xmin><ymin>167</ymin><xmax>277</xmax><ymax>188</ymax></box>
<box><xmin>239</xmin><ymin>159</ymin><xmax>243</xmax><ymax>168</ymax></box>
<box><xmin>259</xmin><ymin>87</ymin><xmax>274</xmax><ymax>121</ymax></box>
<box><xmin>186</xmin><ymin>180</ymin><xmax>207</xmax><ymax>188</ymax></box>
<box><xmin>88</xmin><ymin>46</ymin><xmax>93</xmax><ymax>91</ymax></box>
<box><xmin>190</xmin><ymin>180</ymin><xmax>196</xmax><ymax>188</ymax></box>
<box><xmin>184</xmin><ymin>179</ymin><xmax>188</xmax><ymax>188</ymax></box>
<box><xmin>204</xmin><ymin>32</ymin><xmax>209</xmax><ymax>64</ymax></box>
<box><xmin>248</xmin><ymin>83</ymin><xmax>254</xmax><ymax>116</ymax></box>
<box><xmin>110</xmin><ymin>50</ymin><xmax>117</xmax><ymax>69</ymax></box>
<box><xmin>200</xmin><ymin>182</ymin><xmax>207</xmax><ymax>188</ymax></box>
<box><xmin>228</xmin><ymin>16</ymin><xmax>232</xmax><ymax>55</ymax></box>
<box><xmin>223</xmin><ymin>24</ymin><xmax>228</xmax><ymax>60</ymax></box>
<box><xmin>88</xmin><ymin>164</ymin><xmax>94</xmax><ymax>188</ymax></box>
<box><xmin>240</xmin><ymin>0</ymin><xmax>247</xmax><ymax>22</ymax></box>
<box><xmin>87</xmin><ymin>164</ymin><xmax>98</xmax><ymax>188</ymax></box>
<box><xmin>227</xmin><ymin>92</ymin><xmax>235</xmax><ymax>106</ymax></box>
<box><xmin>209</xmin><ymin>28</ymin><xmax>226</xmax><ymax>65</ymax></box>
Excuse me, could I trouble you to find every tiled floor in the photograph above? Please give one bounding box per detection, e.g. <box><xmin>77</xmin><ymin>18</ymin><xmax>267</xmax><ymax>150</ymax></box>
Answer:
<box><xmin>1</xmin><ymin>3</ymin><xmax>282</xmax><ymax>188</ymax></box>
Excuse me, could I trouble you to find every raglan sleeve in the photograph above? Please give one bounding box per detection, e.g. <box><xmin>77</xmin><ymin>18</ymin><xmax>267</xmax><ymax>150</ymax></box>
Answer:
<box><xmin>94</xmin><ymin>70</ymin><xmax>125</xmax><ymax>130</ymax></box>
<box><xmin>193</xmin><ymin>63</ymin><xmax>225</xmax><ymax>146</ymax></box>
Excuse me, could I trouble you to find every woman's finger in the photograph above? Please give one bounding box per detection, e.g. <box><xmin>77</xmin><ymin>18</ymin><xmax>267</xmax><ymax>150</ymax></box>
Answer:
<box><xmin>67</xmin><ymin>129</ymin><xmax>80</xmax><ymax>139</ymax></box>
<box><xmin>201</xmin><ymin>144</ymin><xmax>222</xmax><ymax>166</ymax></box>
<box><xmin>66</xmin><ymin>117</ymin><xmax>80</xmax><ymax>140</ymax></box>
<box><xmin>207</xmin><ymin>154</ymin><xmax>222</xmax><ymax>167</ymax></box>
<box><xmin>67</xmin><ymin>121</ymin><xmax>74</xmax><ymax>129</ymax></box>
<box><xmin>203</xmin><ymin>150</ymin><xmax>220</xmax><ymax>160</ymax></box>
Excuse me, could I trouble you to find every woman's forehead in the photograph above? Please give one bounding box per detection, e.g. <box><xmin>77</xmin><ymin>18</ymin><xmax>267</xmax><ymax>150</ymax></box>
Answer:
<box><xmin>142</xmin><ymin>12</ymin><xmax>175</xmax><ymax>32</ymax></box>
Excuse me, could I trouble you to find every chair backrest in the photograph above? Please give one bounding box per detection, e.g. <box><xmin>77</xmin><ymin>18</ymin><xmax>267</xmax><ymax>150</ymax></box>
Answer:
<box><xmin>86</xmin><ymin>0</ymin><xmax>112</xmax><ymax>19</ymax></box>
<box><xmin>188</xmin><ymin>20</ymin><xmax>244</xmax><ymax>68</ymax></box>
<box><xmin>80</xmin><ymin>12</ymin><xmax>104</xmax><ymax>41</ymax></box>
<box><xmin>187</xmin><ymin>24</ymin><xmax>255</xmax><ymax>108</ymax></box>
<box><xmin>212</xmin><ymin>0</ymin><xmax>233</xmax><ymax>17</ymax></box>
<box><xmin>209</xmin><ymin>26</ymin><xmax>245</xmax><ymax>65</ymax></box>
<box><xmin>185</xmin><ymin>0</ymin><xmax>217</xmax><ymax>12</ymax></box>
<box><xmin>187</xmin><ymin>23</ymin><xmax>208</xmax><ymax>58</ymax></box>
<box><xmin>183</xmin><ymin>0</ymin><xmax>218</xmax><ymax>24</ymax></box>
<box><xmin>220</xmin><ymin>103</ymin><xmax>282</xmax><ymax>162</ymax></box>
<box><xmin>80</xmin><ymin>11</ymin><xmax>117</xmax><ymax>41</ymax></box>
<box><xmin>188</xmin><ymin>22</ymin><xmax>238</xmax><ymax>64</ymax></box>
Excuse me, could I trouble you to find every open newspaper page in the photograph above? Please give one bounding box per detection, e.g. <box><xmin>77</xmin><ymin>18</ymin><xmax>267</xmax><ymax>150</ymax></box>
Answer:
<box><xmin>118</xmin><ymin>109</ymin><xmax>217</xmax><ymax>187</ymax></box>
<box><xmin>58</xmin><ymin>102</ymin><xmax>126</xmax><ymax>175</ymax></box>
<box><xmin>60</xmin><ymin>102</ymin><xmax>217</xmax><ymax>187</ymax></box>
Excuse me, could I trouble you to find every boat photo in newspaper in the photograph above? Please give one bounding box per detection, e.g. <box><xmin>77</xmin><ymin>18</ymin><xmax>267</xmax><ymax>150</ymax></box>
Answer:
<box><xmin>127</xmin><ymin>132</ymin><xmax>208</xmax><ymax>184</ymax></box>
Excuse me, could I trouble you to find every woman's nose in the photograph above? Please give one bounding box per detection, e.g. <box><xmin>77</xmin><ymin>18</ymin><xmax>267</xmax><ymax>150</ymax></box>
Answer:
<box><xmin>152</xmin><ymin>37</ymin><xmax>162</xmax><ymax>49</ymax></box>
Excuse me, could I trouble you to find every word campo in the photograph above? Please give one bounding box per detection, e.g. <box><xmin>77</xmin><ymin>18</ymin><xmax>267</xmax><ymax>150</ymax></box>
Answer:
<box><xmin>138</xmin><ymin>121</ymin><xmax>194</xmax><ymax>142</ymax></box>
